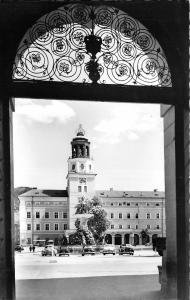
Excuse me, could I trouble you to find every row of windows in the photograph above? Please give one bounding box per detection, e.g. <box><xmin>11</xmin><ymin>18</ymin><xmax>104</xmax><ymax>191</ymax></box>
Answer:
<box><xmin>78</xmin><ymin>186</ymin><xmax>87</xmax><ymax>192</ymax></box>
<box><xmin>27</xmin><ymin>223</ymin><xmax>68</xmax><ymax>231</ymax></box>
<box><xmin>26</xmin><ymin>201</ymin><xmax>67</xmax><ymax>206</ymax></box>
<box><xmin>27</xmin><ymin>212</ymin><xmax>67</xmax><ymax>219</ymax></box>
<box><xmin>110</xmin><ymin>213</ymin><xmax>160</xmax><ymax>219</ymax></box>
<box><xmin>106</xmin><ymin>202</ymin><xmax>162</xmax><ymax>207</ymax></box>
<box><xmin>110</xmin><ymin>224</ymin><xmax>160</xmax><ymax>230</ymax></box>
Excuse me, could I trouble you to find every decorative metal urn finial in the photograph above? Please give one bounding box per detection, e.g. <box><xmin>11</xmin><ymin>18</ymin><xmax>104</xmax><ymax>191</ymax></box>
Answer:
<box><xmin>76</xmin><ymin>124</ymin><xmax>85</xmax><ymax>137</ymax></box>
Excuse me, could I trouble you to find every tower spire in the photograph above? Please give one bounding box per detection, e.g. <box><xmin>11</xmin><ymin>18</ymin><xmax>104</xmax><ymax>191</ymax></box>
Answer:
<box><xmin>76</xmin><ymin>124</ymin><xmax>85</xmax><ymax>137</ymax></box>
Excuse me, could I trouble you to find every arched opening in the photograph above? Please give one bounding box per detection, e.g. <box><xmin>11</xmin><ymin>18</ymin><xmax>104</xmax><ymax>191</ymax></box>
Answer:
<box><xmin>124</xmin><ymin>234</ymin><xmax>130</xmax><ymax>244</ymax></box>
<box><xmin>115</xmin><ymin>234</ymin><xmax>122</xmax><ymax>245</ymax></box>
<box><xmin>105</xmin><ymin>234</ymin><xmax>112</xmax><ymax>244</ymax></box>
<box><xmin>0</xmin><ymin>2</ymin><xmax>188</xmax><ymax>300</ymax></box>
<box><xmin>134</xmin><ymin>234</ymin><xmax>139</xmax><ymax>246</ymax></box>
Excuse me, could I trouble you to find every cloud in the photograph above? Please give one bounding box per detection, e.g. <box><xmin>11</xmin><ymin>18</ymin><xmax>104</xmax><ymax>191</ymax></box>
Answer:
<box><xmin>94</xmin><ymin>104</ymin><xmax>162</xmax><ymax>144</ymax></box>
<box><xmin>15</xmin><ymin>99</ymin><xmax>75</xmax><ymax>123</ymax></box>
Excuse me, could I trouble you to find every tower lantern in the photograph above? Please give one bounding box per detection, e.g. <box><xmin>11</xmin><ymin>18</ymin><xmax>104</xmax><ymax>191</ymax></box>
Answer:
<box><xmin>71</xmin><ymin>124</ymin><xmax>90</xmax><ymax>159</ymax></box>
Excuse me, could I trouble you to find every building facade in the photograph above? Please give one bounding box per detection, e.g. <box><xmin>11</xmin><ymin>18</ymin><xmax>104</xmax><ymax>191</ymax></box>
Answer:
<box><xmin>19</xmin><ymin>125</ymin><xmax>165</xmax><ymax>245</ymax></box>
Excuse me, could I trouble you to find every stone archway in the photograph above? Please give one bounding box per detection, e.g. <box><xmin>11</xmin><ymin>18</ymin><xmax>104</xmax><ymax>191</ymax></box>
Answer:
<box><xmin>115</xmin><ymin>234</ymin><xmax>122</xmax><ymax>245</ymax></box>
<box><xmin>124</xmin><ymin>234</ymin><xmax>130</xmax><ymax>244</ymax></box>
<box><xmin>134</xmin><ymin>234</ymin><xmax>139</xmax><ymax>246</ymax></box>
<box><xmin>105</xmin><ymin>234</ymin><xmax>112</xmax><ymax>244</ymax></box>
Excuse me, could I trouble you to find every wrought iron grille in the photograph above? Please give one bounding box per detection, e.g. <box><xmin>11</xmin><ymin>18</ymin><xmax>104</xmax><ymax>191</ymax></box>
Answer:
<box><xmin>13</xmin><ymin>4</ymin><xmax>171</xmax><ymax>86</ymax></box>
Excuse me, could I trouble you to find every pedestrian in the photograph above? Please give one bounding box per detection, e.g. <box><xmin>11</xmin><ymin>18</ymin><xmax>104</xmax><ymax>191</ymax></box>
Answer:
<box><xmin>32</xmin><ymin>245</ymin><xmax>35</xmax><ymax>252</ymax></box>
<box><xmin>29</xmin><ymin>245</ymin><xmax>32</xmax><ymax>252</ymax></box>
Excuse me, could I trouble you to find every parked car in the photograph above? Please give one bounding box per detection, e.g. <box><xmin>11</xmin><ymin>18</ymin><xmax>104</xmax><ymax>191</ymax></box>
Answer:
<box><xmin>102</xmin><ymin>244</ymin><xmax>116</xmax><ymax>255</ymax></box>
<box><xmin>81</xmin><ymin>246</ymin><xmax>96</xmax><ymax>256</ymax></box>
<box><xmin>119</xmin><ymin>244</ymin><xmax>134</xmax><ymax>255</ymax></box>
<box><xmin>15</xmin><ymin>245</ymin><xmax>24</xmax><ymax>252</ymax></box>
<box><xmin>42</xmin><ymin>245</ymin><xmax>57</xmax><ymax>256</ymax></box>
<box><xmin>58</xmin><ymin>247</ymin><xmax>70</xmax><ymax>257</ymax></box>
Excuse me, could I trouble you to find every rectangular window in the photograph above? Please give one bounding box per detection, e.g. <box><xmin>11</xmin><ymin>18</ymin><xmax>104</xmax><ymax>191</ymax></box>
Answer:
<box><xmin>45</xmin><ymin>212</ymin><xmax>49</xmax><ymax>219</ymax></box>
<box><xmin>55</xmin><ymin>224</ymin><xmax>59</xmax><ymax>231</ymax></box>
<box><xmin>36</xmin><ymin>211</ymin><xmax>40</xmax><ymax>218</ymax></box>
<box><xmin>111</xmin><ymin>203</ymin><xmax>113</xmax><ymax>206</ymax></box>
<box><xmin>156</xmin><ymin>213</ymin><xmax>160</xmax><ymax>219</ymax></box>
<box><xmin>147</xmin><ymin>203</ymin><xmax>150</xmax><ymax>206</ymax></box>
<box><xmin>127</xmin><ymin>203</ymin><xmax>130</xmax><ymax>206</ymax></box>
<box><xmin>127</xmin><ymin>224</ymin><xmax>131</xmax><ymax>229</ymax></box>
<box><xmin>127</xmin><ymin>213</ymin><xmax>130</xmax><ymax>219</ymax></box>
<box><xmin>147</xmin><ymin>224</ymin><xmax>151</xmax><ymax>229</ymax></box>
<box><xmin>111</xmin><ymin>213</ymin><xmax>114</xmax><ymax>219</ymax></box>
<box><xmin>156</xmin><ymin>225</ymin><xmax>160</xmax><ymax>229</ymax></box>
<box><xmin>36</xmin><ymin>224</ymin><xmax>40</xmax><ymax>231</ymax></box>
<box><xmin>63</xmin><ymin>212</ymin><xmax>67</xmax><ymax>219</ymax></box>
<box><xmin>156</xmin><ymin>203</ymin><xmax>160</xmax><ymax>206</ymax></box>
<box><xmin>135</xmin><ymin>224</ymin><xmax>138</xmax><ymax>229</ymax></box>
<box><xmin>27</xmin><ymin>224</ymin><xmax>31</xmax><ymax>231</ymax></box>
<box><xmin>119</xmin><ymin>213</ymin><xmax>122</xmax><ymax>219</ymax></box>
<box><xmin>84</xmin><ymin>186</ymin><xmax>87</xmax><ymax>192</ymax></box>
<box><xmin>146</xmin><ymin>213</ymin><xmax>151</xmax><ymax>219</ymax></box>
<box><xmin>27</xmin><ymin>212</ymin><xmax>31</xmax><ymax>218</ymax></box>
<box><xmin>119</xmin><ymin>203</ymin><xmax>122</xmax><ymax>206</ymax></box>
<box><xmin>63</xmin><ymin>224</ymin><xmax>67</xmax><ymax>230</ymax></box>
<box><xmin>119</xmin><ymin>225</ymin><xmax>122</xmax><ymax>229</ymax></box>
<box><xmin>45</xmin><ymin>224</ymin><xmax>50</xmax><ymax>231</ymax></box>
<box><xmin>54</xmin><ymin>212</ymin><xmax>58</xmax><ymax>219</ymax></box>
<box><xmin>135</xmin><ymin>203</ymin><xmax>138</xmax><ymax>206</ymax></box>
<box><xmin>111</xmin><ymin>225</ymin><xmax>114</xmax><ymax>229</ymax></box>
<box><xmin>135</xmin><ymin>213</ymin><xmax>138</xmax><ymax>219</ymax></box>
<box><xmin>78</xmin><ymin>186</ymin><xmax>82</xmax><ymax>192</ymax></box>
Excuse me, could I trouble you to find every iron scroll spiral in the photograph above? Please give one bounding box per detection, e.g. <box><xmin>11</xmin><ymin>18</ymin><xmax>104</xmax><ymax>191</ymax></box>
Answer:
<box><xmin>13</xmin><ymin>4</ymin><xmax>172</xmax><ymax>87</ymax></box>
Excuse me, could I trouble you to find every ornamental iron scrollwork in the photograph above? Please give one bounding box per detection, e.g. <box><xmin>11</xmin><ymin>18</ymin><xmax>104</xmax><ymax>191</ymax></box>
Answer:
<box><xmin>13</xmin><ymin>4</ymin><xmax>172</xmax><ymax>87</ymax></box>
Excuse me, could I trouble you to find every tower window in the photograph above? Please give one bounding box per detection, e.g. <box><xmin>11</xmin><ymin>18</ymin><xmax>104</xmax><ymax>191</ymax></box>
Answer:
<box><xmin>45</xmin><ymin>212</ymin><xmax>49</xmax><ymax>219</ymax></box>
<box><xmin>36</xmin><ymin>211</ymin><xmax>40</xmax><ymax>218</ymax></box>
<box><xmin>36</xmin><ymin>224</ymin><xmax>40</xmax><ymax>231</ymax></box>
<box><xmin>27</xmin><ymin>224</ymin><xmax>31</xmax><ymax>231</ymax></box>
<box><xmin>63</xmin><ymin>213</ymin><xmax>67</xmax><ymax>219</ymax></box>
<box><xmin>78</xmin><ymin>186</ymin><xmax>82</xmax><ymax>192</ymax></box>
<box><xmin>45</xmin><ymin>224</ymin><xmax>50</xmax><ymax>231</ymax></box>
<box><xmin>146</xmin><ymin>213</ymin><xmax>151</xmax><ymax>219</ymax></box>
<box><xmin>27</xmin><ymin>212</ymin><xmax>31</xmax><ymax>218</ymax></box>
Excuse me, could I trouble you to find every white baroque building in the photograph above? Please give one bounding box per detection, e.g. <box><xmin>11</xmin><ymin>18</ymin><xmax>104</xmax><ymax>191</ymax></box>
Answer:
<box><xmin>19</xmin><ymin>125</ymin><xmax>166</xmax><ymax>245</ymax></box>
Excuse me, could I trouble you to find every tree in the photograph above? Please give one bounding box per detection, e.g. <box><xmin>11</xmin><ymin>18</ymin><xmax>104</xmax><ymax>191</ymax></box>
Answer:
<box><xmin>75</xmin><ymin>196</ymin><xmax>92</xmax><ymax>214</ymax></box>
<box><xmin>58</xmin><ymin>234</ymin><xmax>68</xmax><ymax>246</ymax></box>
<box><xmin>140</xmin><ymin>229</ymin><xmax>149</xmax><ymax>245</ymax></box>
<box><xmin>87</xmin><ymin>204</ymin><xmax>110</xmax><ymax>244</ymax></box>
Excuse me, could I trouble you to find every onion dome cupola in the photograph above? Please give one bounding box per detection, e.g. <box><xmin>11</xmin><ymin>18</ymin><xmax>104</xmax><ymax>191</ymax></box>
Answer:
<box><xmin>71</xmin><ymin>124</ymin><xmax>90</xmax><ymax>159</ymax></box>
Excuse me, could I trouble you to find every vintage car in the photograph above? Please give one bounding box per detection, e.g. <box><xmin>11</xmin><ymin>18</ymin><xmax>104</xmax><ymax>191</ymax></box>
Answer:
<box><xmin>57</xmin><ymin>247</ymin><xmax>70</xmax><ymax>257</ymax></box>
<box><xmin>81</xmin><ymin>246</ymin><xmax>96</xmax><ymax>256</ymax></box>
<box><xmin>15</xmin><ymin>245</ymin><xmax>24</xmax><ymax>252</ymax></box>
<box><xmin>119</xmin><ymin>244</ymin><xmax>134</xmax><ymax>255</ymax></box>
<box><xmin>102</xmin><ymin>244</ymin><xmax>116</xmax><ymax>255</ymax></box>
<box><xmin>42</xmin><ymin>245</ymin><xmax>57</xmax><ymax>256</ymax></box>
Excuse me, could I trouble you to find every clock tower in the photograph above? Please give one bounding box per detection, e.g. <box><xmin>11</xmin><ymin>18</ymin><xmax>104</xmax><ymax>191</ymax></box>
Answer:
<box><xmin>67</xmin><ymin>125</ymin><xmax>96</xmax><ymax>230</ymax></box>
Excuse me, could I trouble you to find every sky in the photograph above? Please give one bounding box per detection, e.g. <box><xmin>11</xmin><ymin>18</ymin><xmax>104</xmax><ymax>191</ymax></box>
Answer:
<box><xmin>13</xmin><ymin>99</ymin><xmax>165</xmax><ymax>191</ymax></box>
